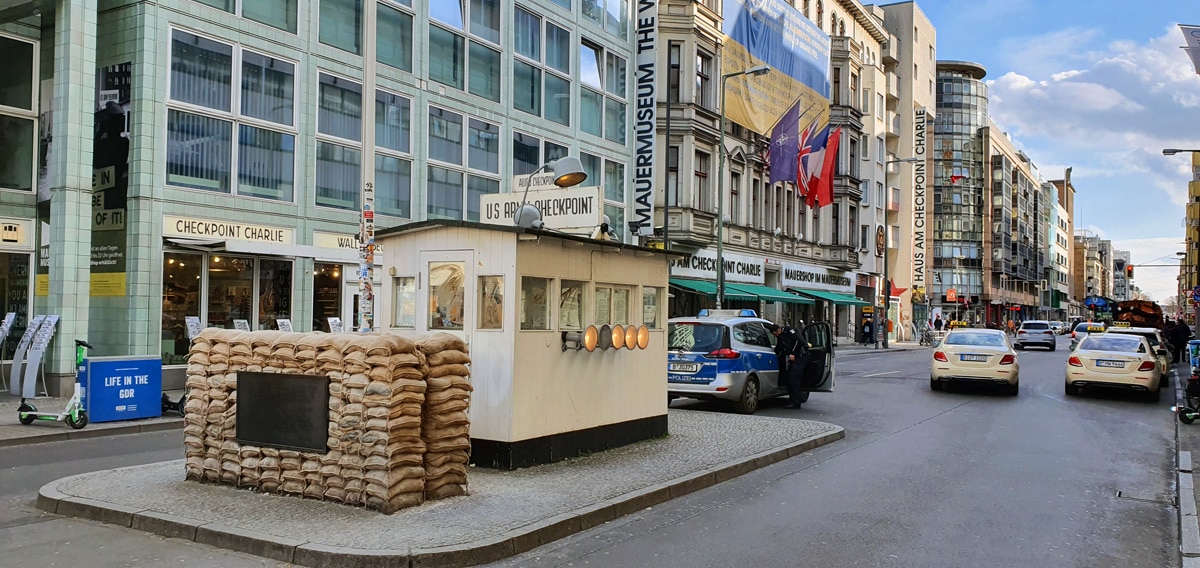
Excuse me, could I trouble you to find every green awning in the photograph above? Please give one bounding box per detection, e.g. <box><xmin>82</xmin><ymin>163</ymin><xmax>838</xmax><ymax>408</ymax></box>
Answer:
<box><xmin>789</xmin><ymin>288</ymin><xmax>870</xmax><ymax>306</ymax></box>
<box><xmin>727</xmin><ymin>283</ymin><xmax>814</xmax><ymax>304</ymax></box>
<box><xmin>669</xmin><ymin>278</ymin><xmax>755</xmax><ymax>301</ymax></box>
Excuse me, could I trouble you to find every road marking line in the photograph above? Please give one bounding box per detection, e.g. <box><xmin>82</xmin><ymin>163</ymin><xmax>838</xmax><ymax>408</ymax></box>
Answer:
<box><xmin>863</xmin><ymin>371</ymin><xmax>899</xmax><ymax>377</ymax></box>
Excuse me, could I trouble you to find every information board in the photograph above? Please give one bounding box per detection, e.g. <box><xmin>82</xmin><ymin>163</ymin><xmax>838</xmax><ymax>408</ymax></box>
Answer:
<box><xmin>185</xmin><ymin>316</ymin><xmax>202</xmax><ymax>339</ymax></box>
<box><xmin>276</xmin><ymin>319</ymin><xmax>293</xmax><ymax>332</ymax></box>
<box><xmin>237</xmin><ymin>371</ymin><xmax>328</xmax><ymax>453</ymax></box>
<box><xmin>233</xmin><ymin>319</ymin><xmax>251</xmax><ymax>332</ymax></box>
<box><xmin>328</xmin><ymin>317</ymin><xmax>343</xmax><ymax>333</ymax></box>
<box><xmin>82</xmin><ymin>355</ymin><xmax>163</xmax><ymax>422</ymax></box>
<box><xmin>8</xmin><ymin>314</ymin><xmax>44</xmax><ymax>396</ymax></box>
<box><xmin>23</xmin><ymin>315</ymin><xmax>58</xmax><ymax>398</ymax></box>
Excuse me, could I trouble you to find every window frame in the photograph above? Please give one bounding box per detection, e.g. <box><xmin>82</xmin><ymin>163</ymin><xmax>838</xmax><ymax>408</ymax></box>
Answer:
<box><xmin>424</xmin><ymin>104</ymin><xmax>502</xmax><ymax>221</ymax></box>
<box><xmin>579</xmin><ymin>38</ymin><xmax>628</xmax><ymax>143</ymax></box>
<box><xmin>428</xmin><ymin>0</ymin><xmax>503</xmax><ymax>102</ymax></box>
<box><xmin>0</xmin><ymin>32</ymin><xmax>38</xmax><ymax>195</ymax></box>
<box><xmin>373</xmin><ymin>87</ymin><xmax>413</xmax><ymax>219</ymax></box>
<box><xmin>166</xmin><ymin>27</ymin><xmax>300</xmax><ymax>204</ymax></box>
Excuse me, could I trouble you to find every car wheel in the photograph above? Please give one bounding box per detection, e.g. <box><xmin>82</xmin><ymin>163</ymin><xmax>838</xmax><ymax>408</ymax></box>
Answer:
<box><xmin>1049</xmin><ymin>344</ymin><xmax>1056</xmax><ymax>352</ymax></box>
<box><xmin>798</xmin><ymin>391</ymin><xmax>810</xmax><ymax>403</ymax></box>
<box><xmin>733</xmin><ymin>377</ymin><xmax>760</xmax><ymax>414</ymax></box>
<box><xmin>1009</xmin><ymin>383</ymin><xmax>1020</xmax><ymax>396</ymax></box>
<box><xmin>1065</xmin><ymin>383</ymin><xmax>1079</xmax><ymax>396</ymax></box>
<box><xmin>1146</xmin><ymin>388</ymin><xmax>1161</xmax><ymax>403</ymax></box>
<box><xmin>930</xmin><ymin>377</ymin><xmax>943</xmax><ymax>391</ymax></box>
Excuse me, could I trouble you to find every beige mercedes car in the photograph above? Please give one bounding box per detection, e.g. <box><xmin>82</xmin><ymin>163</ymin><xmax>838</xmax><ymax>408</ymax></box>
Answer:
<box><xmin>1065</xmin><ymin>334</ymin><xmax>1161</xmax><ymax>402</ymax></box>
<box><xmin>930</xmin><ymin>329</ymin><xmax>1020</xmax><ymax>395</ymax></box>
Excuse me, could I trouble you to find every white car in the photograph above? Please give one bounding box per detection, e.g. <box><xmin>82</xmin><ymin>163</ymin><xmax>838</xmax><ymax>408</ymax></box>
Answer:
<box><xmin>1014</xmin><ymin>320</ymin><xmax>1056</xmax><ymax>351</ymax></box>
<box><xmin>1065</xmin><ymin>334</ymin><xmax>1161</xmax><ymax>402</ymax></box>
<box><xmin>930</xmin><ymin>329</ymin><xmax>1020</xmax><ymax>395</ymax></box>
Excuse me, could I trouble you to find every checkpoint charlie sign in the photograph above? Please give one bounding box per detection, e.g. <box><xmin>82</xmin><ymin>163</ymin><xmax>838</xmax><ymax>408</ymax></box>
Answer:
<box><xmin>670</xmin><ymin>249</ymin><xmax>765</xmax><ymax>285</ymax></box>
<box><xmin>480</xmin><ymin>185</ymin><xmax>603</xmax><ymax>231</ymax></box>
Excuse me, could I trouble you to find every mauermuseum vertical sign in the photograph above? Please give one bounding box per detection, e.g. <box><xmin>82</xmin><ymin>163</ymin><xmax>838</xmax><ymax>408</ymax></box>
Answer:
<box><xmin>631</xmin><ymin>0</ymin><xmax>657</xmax><ymax>237</ymax></box>
<box><xmin>911</xmin><ymin>108</ymin><xmax>928</xmax><ymax>300</ymax></box>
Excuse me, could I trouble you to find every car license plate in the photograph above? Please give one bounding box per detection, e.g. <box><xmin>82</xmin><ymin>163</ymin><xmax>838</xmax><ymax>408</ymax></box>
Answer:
<box><xmin>960</xmin><ymin>354</ymin><xmax>988</xmax><ymax>362</ymax></box>
<box><xmin>668</xmin><ymin>362</ymin><xmax>700</xmax><ymax>373</ymax></box>
<box><xmin>1096</xmin><ymin>360</ymin><xmax>1125</xmax><ymax>368</ymax></box>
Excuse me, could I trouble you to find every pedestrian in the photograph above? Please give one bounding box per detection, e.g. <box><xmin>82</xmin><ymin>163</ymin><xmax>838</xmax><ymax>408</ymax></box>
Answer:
<box><xmin>768</xmin><ymin>323</ymin><xmax>811</xmax><ymax>409</ymax></box>
<box><xmin>1172</xmin><ymin>320</ymin><xmax>1192</xmax><ymax>364</ymax></box>
<box><xmin>861</xmin><ymin>319</ymin><xmax>873</xmax><ymax>346</ymax></box>
<box><xmin>933</xmin><ymin>315</ymin><xmax>944</xmax><ymax>331</ymax></box>
<box><xmin>1006</xmin><ymin>319</ymin><xmax>1015</xmax><ymax>336</ymax></box>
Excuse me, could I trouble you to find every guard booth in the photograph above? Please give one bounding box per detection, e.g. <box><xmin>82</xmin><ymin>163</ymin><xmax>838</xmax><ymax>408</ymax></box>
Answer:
<box><xmin>375</xmin><ymin>219</ymin><xmax>679</xmax><ymax>469</ymax></box>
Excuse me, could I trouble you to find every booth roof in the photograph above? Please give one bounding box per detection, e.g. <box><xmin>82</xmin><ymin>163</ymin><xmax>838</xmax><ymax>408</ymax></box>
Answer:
<box><xmin>375</xmin><ymin>219</ymin><xmax>687</xmax><ymax>258</ymax></box>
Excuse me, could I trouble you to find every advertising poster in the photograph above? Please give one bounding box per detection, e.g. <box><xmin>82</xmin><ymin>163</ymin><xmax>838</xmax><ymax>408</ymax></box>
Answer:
<box><xmin>721</xmin><ymin>0</ymin><xmax>831</xmax><ymax>136</ymax></box>
<box><xmin>83</xmin><ymin>356</ymin><xmax>163</xmax><ymax>422</ymax></box>
<box><xmin>90</xmin><ymin>62</ymin><xmax>132</xmax><ymax>296</ymax></box>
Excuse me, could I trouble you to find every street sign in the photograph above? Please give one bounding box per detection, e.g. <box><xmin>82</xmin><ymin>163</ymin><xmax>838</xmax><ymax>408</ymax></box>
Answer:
<box><xmin>1192</xmin><ymin>285</ymin><xmax>1200</xmax><ymax>303</ymax></box>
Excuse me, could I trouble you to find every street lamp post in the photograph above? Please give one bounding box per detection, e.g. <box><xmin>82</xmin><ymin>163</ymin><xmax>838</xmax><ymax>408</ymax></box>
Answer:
<box><xmin>715</xmin><ymin>64</ymin><xmax>770</xmax><ymax>310</ymax></box>
<box><xmin>880</xmin><ymin>157</ymin><xmax>922</xmax><ymax>348</ymax></box>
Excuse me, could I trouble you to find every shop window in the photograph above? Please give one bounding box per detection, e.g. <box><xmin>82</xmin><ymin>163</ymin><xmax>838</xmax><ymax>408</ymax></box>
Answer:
<box><xmin>521</xmin><ymin>276</ymin><xmax>550</xmax><ymax>330</ymax></box>
<box><xmin>642</xmin><ymin>286</ymin><xmax>661</xmax><ymax>329</ymax></box>
<box><xmin>312</xmin><ymin>263</ymin><xmax>342</xmax><ymax>332</ymax></box>
<box><xmin>258</xmin><ymin>259</ymin><xmax>292</xmax><ymax>330</ymax></box>
<box><xmin>429</xmin><ymin>262</ymin><xmax>465</xmax><ymax>330</ymax></box>
<box><xmin>594</xmin><ymin>285</ymin><xmax>629</xmax><ymax>325</ymax></box>
<box><xmin>559</xmin><ymin>280</ymin><xmax>585</xmax><ymax>330</ymax></box>
<box><xmin>1</xmin><ymin>252</ymin><xmax>31</xmax><ymax>359</ymax></box>
<box><xmin>392</xmin><ymin>276</ymin><xmax>416</xmax><ymax>327</ymax></box>
<box><xmin>161</xmin><ymin>252</ymin><xmax>203</xmax><ymax>364</ymax></box>
<box><xmin>207</xmin><ymin>255</ymin><xmax>255</xmax><ymax>329</ymax></box>
<box><xmin>478</xmin><ymin>275</ymin><xmax>503</xmax><ymax>329</ymax></box>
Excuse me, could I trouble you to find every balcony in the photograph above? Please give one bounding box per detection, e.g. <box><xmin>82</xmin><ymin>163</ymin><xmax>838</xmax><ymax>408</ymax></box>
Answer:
<box><xmin>885</xmin><ymin>111</ymin><xmax>900</xmax><ymax>139</ymax></box>
<box><xmin>886</xmin><ymin>72</ymin><xmax>900</xmax><ymax>102</ymax></box>
<box><xmin>882</xmin><ymin>40</ymin><xmax>899</xmax><ymax>65</ymax></box>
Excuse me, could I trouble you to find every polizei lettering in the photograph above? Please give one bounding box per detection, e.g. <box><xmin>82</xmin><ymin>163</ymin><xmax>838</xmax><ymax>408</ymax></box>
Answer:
<box><xmin>630</xmin><ymin>0</ymin><xmax>657</xmax><ymax>237</ymax></box>
<box><xmin>912</xmin><ymin>108</ymin><xmax>927</xmax><ymax>288</ymax></box>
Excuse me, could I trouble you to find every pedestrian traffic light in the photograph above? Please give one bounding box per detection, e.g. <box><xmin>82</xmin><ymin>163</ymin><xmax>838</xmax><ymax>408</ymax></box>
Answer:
<box><xmin>1125</xmin><ymin>265</ymin><xmax>1134</xmax><ymax>278</ymax></box>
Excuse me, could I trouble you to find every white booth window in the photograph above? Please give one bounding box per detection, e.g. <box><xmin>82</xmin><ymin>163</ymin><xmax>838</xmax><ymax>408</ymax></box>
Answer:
<box><xmin>559</xmin><ymin>280</ymin><xmax>584</xmax><ymax>330</ymax></box>
<box><xmin>521</xmin><ymin>276</ymin><xmax>550</xmax><ymax>330</ymax></box>
<box><xmin>478</xmin><ymin>275</ymin><xmax>503</xmax><ymax>329</ymax></box>
<box><xmin>392</xmin><ymin>276</ymin><xmax>416</xmax><ymax>327</ymax></box>
<box><xmin>429</xmin><ymin>262</ymin><xmax>465</xmax><ymax>329</ymax></box>
<box><xmin>595</xmin><ymin>284</ymin><xmax>629</xmax><ymax>325</ymax></box>
<box><xmin>642</xmin><ymin>286</ymin><xmax>661</xmax><ymax>328</ymax></box>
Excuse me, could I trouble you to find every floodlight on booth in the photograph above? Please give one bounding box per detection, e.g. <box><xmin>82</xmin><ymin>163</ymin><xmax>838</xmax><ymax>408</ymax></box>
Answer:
<box><xmin>624</xmin><ymin>325</ymin><xmax>638</xmax><ymax>349</ymax></box>
<box><xmin>637</xmin><ymin>325</ymin><xmax>650</xmax><ymax>349</ymax></box>
<box><xmin>611</xmin><ymin>324</ymin><xmax>626</xmax><ymax>349</ymax></box>
<box><xmin>561</xmin><ymin>325</ymin><xmax>601</xmax><ymax>352</ymax></box>
<box><xmin>598</xmin><ymin>325</ymin><xmax>613</xmax><ymax>350</ymax></box>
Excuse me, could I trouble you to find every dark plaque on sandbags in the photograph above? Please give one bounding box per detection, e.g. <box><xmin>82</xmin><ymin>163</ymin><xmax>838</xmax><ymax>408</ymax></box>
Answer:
<box><xmin>236</xmin><ymin>372</ymin><xmax>329</xmax><ymax>453</ymax></box>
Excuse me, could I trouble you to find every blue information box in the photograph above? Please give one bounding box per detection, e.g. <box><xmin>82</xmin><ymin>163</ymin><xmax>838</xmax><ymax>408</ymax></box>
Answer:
<box><xmin>81</xmin><ymin>356</ymin><xmax>163</xmax><ymax>422</ymax></box>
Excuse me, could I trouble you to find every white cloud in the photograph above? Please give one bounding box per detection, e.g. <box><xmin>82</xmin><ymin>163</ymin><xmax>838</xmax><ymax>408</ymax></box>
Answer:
<box><xmin>986</xmin><ymin>26</ymin><xmax>1200</xmax><ymax>209</ymax></box>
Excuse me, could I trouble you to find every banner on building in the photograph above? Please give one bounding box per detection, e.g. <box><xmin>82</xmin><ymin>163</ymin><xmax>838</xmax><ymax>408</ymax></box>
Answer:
<box><xmin>780</xmin><ymin>262</ymin><xmax>853</xmax><ymax>293</ymax></box>
<box><xmin>91</xmin><ymin>62</ymin><xmax>132</xmax><ymax>296</ymax></box>
<box><xmin>911</xmin><ymin>107</ymin><xmax>929</xmax><ymax>299</ymax></box>
<box><xmin>630</xmin><ymin>0</ymin><xmax>657</xmax><ymax>237</ymax></box>
<box><xmin>721</xmin><ymin>0</ymin><xmax>830</xmax><ymax>136</ymax></box>
<box><xmin>670</xmin><ymin>249</ymin><xmax>765</xmax><ymax>285</ymax></box>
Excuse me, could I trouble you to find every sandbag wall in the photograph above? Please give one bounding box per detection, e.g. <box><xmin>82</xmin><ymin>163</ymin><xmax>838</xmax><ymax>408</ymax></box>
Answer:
<box><xmin>182</xmin><ymin>329</ymin><xmax>471</xmax><ymax>514</ymax></box>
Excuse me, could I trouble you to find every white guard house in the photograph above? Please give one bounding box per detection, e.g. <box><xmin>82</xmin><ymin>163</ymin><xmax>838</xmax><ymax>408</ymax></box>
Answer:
<box><xmin>375</xmin><ymin>219</ymin><xmax>680</xmax><ymax>469</ymax></box>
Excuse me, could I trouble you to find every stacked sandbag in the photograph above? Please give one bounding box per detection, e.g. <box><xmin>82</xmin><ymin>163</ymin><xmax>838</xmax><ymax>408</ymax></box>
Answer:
<box><xmin>415</xmin><ymin>333</ymin><xmax>473</xmax><ymax>500</ymax></box>
<box><xmin>184</xmin><ymin>328</ymin><xmax>435</xmax><ymax>514</ymax></box>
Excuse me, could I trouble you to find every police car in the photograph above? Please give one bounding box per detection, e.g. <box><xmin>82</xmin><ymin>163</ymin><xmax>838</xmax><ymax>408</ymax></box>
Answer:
<box><xmin>667</xmin><ymin>309</ymin><xmax>834</xmax><ymax>414</ymax></box>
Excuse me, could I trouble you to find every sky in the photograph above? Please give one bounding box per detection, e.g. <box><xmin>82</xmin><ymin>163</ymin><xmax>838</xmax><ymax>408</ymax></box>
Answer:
<box><xmin>910</xmin><ymin>0</ymin><xmax>1200</xmax><ymax>304</ymax></box>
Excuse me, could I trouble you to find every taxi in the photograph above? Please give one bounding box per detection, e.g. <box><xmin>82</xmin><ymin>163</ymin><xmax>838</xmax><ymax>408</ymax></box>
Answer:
<box><xmin>667</xmin><ymin>309</ymin><xmax>834</xmax><ymax>414</ymax></box>
<box><xmin>1069</xmin><ymin>321</ymin><xmax>1106</xmax><ymax>351</ymax></box>
<box><xmin>1065</xmin><ymin>333</ymin><xmax>1161</xmax><ymax>401</ymax></box>
<box><xmin>1104</xmin><ymin>324</ymin><xmax>1171</xmax><ymax>387</ymax></box>
<box><xmin>930</xmin><ymin>328</ymin><xmax>1019</xmax><ymax>395</ymax></box>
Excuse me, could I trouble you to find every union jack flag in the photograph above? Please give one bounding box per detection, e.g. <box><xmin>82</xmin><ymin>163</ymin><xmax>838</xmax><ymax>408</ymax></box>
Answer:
<box><xmin>797</xmin><ymin>119</ymin><xmax>830</xmax><ymax>198</ymax></box>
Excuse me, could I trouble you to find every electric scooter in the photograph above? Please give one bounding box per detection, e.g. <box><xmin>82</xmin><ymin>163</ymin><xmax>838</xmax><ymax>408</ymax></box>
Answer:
<box><xmin>16</xmin><ymin>339</ymin><xmax>92</xmax><ymax>430</ymax></box>
<box><xmin>1175</xmin><ymin>369</ymin><xmax>1200</xmax><ymax>424</ymax></box>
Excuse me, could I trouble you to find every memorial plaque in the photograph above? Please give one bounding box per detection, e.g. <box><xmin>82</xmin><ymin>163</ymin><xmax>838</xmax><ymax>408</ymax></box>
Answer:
<box><xmin>236</xmin><ymin>372</ymin><xmax>329</xmax><ymax>453</ymax></box>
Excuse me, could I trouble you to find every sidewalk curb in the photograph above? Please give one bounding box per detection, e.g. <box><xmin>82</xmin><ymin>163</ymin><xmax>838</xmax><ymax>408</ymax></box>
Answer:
<box><xmin>0</xmin><ymin>418</ymin><xmax>183</xmax><ymax>449</ymax></box>
<box><xmin>37</xmin><ymin>426</ymin><xmax>845</xmax><ymax>568</ymax></box>
<box><xmin>837</xmin><ymin>346</ymin><xmax>922</xmax><ymax>357</ymax></box>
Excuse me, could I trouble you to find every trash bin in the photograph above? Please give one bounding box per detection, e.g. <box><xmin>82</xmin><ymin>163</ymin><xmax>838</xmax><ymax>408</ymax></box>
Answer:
<box><xmin>1188</xmin><ymin>340</ymin><xmax>1200</xmax><ymax>371</ymax></box>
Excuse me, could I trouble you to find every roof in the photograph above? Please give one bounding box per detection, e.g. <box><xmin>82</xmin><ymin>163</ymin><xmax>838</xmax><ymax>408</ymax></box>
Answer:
<box><xmin>1106</xmin><ymin>327</ymin><xmax>1161</xmax><ymax>335</ymax></box>
<box><xmin>376</xmin><ymin>219</ymin><xmax>687</xmax><ymax>258</ymax></box>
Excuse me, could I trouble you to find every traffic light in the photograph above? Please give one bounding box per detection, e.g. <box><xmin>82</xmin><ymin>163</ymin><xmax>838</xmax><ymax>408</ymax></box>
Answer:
<box><xmin>1125</xmin><ymin>265</ymin><xmax>1134</xmax><ymax>278</ymax></box>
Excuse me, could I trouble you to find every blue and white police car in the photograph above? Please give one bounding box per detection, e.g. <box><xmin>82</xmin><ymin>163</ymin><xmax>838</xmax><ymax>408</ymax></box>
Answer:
<box><xmin>667</xmin><ymin>309</ymin><xmax>835</xmax><ymax>414</ymax></box>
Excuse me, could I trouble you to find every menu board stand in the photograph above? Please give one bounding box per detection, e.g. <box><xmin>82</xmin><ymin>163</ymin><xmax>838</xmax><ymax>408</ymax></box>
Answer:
<box><xmin>22</xmin><ymin>315</ymin><xmax>59</xmax><ymax>398</ymax></box>
<box><xmin>8</xmin><ymin>315</ymin><xmax>44</xmax><ymax>396</ymax></box>
<box><xmin>328</xmin><ymin>317</ymin><xmax>344</xmax><ymax>333</ymax></box>
<box><xmin>276</xmin><ymin>319</ymin><xmax>293</xmax><ymax>332</ymax></box>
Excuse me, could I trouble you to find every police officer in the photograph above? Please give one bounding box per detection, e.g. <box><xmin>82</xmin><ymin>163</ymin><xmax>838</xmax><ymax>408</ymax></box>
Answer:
<box><xmin>768</xmin><ymin>322</ymin><xmax>811</xmax><ymax>409</ymax></box>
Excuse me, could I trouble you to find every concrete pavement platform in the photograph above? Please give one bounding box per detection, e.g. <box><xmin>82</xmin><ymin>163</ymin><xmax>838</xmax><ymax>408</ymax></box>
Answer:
<box><xmin>0</xmin><ymin>392</ymin><xmax>184</xmax><ymax>448</ymax></box>
<box><xmin>38</xmin><ymin>409</ymin><xmax>843</xmax><ymax>567</ymax></box>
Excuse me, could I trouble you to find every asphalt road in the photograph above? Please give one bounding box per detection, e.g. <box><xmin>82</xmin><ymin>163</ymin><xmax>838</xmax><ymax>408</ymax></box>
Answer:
<box><xmin>0</xmin><ymin>335</ymin><xmax>1180</xmax><ymax>567</ymax></box>
<box><xmin>489</xmin><ymin>334</ymin><xmax>1179</xmax><ymax>568</ymax></box>
<box><xmin>0</xmin><ymin>430</ymin><xmax>287</xmax><ymax>567</ymax></box>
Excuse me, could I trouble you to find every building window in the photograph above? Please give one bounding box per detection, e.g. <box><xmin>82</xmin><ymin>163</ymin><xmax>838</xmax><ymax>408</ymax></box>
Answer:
<box><xmin>319</xmin><ymin>0</ymin><xmax>362</xmax><ymax>53</ymax></box>
<box><xmin>478</xmin><ymin>275</ymin><xmax>504</xmax><ymax>329</ymax></box>
<box><xmin>848</xmin><ymin>205</ymin><xmax>857</xmax><ymax>248</ymax></box>
<box><xmin>0</xmin><ymin>35</ymin><xmax>35</xmax><ymax>192</ymax></box>
<box><xmin>667</xmin><ymin>42</ymin><xmax>681</xmax><ymax>103</ymax></box>
<box><xmin>167</xmin><ymin>30</ymin><xmax>296</xmax><ymax>202</ymax></box>
<box><xmin>521</xmin><ymin>276</ymin><xmax>551</xmax><ymax>330</ymax></box>
<box><xmin>392</xmin><ymin>276</ymin><xmax>416</xmax><ymax>327</ymax></box>
<box><xmin>595</xmin><ymin>284</ymin><xmax>630</xmax><ymax>324</ymax></box>
<box><xmin>559</xmin><ymin>279</ymin><xmax>585</xmax><ymax>329</ymax></box>
<box><xmin>667</xmin><ymin>146</ymin><xmax>679</xmax><ymax>206</ymax></box>
<box><xmin>513</xmin><ymin>7</ymin><xmax>571</xmax><ymax>125</ymax></box>
<box><xmin>730</xmin><ymin>171</ymin><xmax>741</xmax><ymax>225</ymax></box>
<box><xmin>751</xmin><ymin>177</ymin><xmax>761</xmax><ymax>228</ymax></box>
<box><xmin>642</xmin><ymin>286</ymin><xmax>661</xmax><ymax>328</ymax></box>
<box><xmin>429</xmin><ymin>0</ymin><xmax>501</xmax><ymax>101</ymax></box>
<box><xmin>378</xmin><ymin>1</ymin><xmax>414</xmax><ymax>72</ymax></box>
<box><xmin>580</xmin><ymin>40</ymin><xmax>627</xmax><ymax>142</ymax></box>
<box><xmin>582</xmin><ymin>0</ymin><xmax>628</xmax><ymax>39</ymax></box>
<box><xmin>425</xmin><ymin>106</ymin><xmax>500</xmax><ymax>220</ymax></box>
<box><xmin>581</xmin><ymin>151</ymin><xmax>627</xmax><ymax>241</ymax></box>
<box><xmin>695</xmin><ymin>151</ymin><xmax>711</xmax><ymax>211</ymax></box>
<box><xmin>695</xmin><ymin>50</ymin><xmax>713</xmax><ymax>109</ymax></box>
<box><xmin>194</xmin><ymin>0</ymin><xmax>297</xmax><ymax>33</ymax></box>
<box><xmin>313</xmin><ymin>73</ymin><xmax>363</xmax><ymax>210</ymax></box>
<box><xmin>429</xmin><ymin>261</ymin><xmax>465</xmax><ymax>330</ymax></box>
<box><xmin>375</xmin><ymin>90</ymin><xmax>412</xmax><ymax>218</ymax></box>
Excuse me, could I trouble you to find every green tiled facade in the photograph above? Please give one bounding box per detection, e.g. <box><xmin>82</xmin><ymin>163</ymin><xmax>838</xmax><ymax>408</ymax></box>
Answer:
<box><xmin>0</xmin><ymin>0</ymin><xmax>638</xmax><ymax>393</ymax></box>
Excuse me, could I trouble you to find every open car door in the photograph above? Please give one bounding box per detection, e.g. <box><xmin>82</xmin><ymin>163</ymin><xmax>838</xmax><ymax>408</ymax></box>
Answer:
<box><xmin>800</xmin><ymin>322</ymin><xmax>835</xmax><ymax>392</ymax></box>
